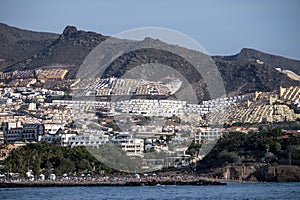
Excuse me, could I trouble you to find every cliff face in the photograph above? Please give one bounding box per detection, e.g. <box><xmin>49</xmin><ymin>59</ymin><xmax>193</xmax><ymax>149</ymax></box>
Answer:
<box><xmin>253</xmin><ymin>165</ymin><xmax>300</xmax><ymax>182</ymax></box>
<box><xmin>210</xmin><ymin>164</ymin><xmax>300</xmax><ymax>182</ymax></box>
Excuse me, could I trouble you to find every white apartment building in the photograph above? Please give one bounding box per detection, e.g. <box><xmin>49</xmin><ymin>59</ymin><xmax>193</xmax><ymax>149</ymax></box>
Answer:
<box><xmin>113</xmin><ymin>132</ymin><xmax>144</xmax><ymax>157</ymax></box>
<box><xmin>44</xmin><ymin>123</ymin><xmax>64</xmax><ymax>135</ymax></box>
<box><xmin>68</xmin><ymin>132</ymin><xmax>109</xmax><ymax>148</ymax></box>
<box><xmin>194</xmin><ymin>128</ymin><xmax>225</xmax><ymax>144</ymax></box>
<box><xmin>3</xmin><ymin>123</ymin><xmax>45</xmax><ymax>144</ymax></box>
<box><xmin>52</xmin><ymin>95</ymin><xmax>244</xmax><ymax>118</ymax></box>
<box><xmin>60</xmin><ymin>132</ymin><xmax>77</xmax><ymax>146</ymax></box>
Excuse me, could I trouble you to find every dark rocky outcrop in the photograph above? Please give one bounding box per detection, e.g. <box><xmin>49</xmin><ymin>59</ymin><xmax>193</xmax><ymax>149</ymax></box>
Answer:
<box><xmin>62</xmin><ymin>26</ymin><xmax>78</xmax><ymax>37</ymax></box>
<box><xmin>253</xmin><ymin>165</ymin><xmax>300</xmax><ymax>182</ymax></box>
<box><xmin>210</xmin><ymin>164</ymin><xmax>300</xmax><ymax>182</ymax></box>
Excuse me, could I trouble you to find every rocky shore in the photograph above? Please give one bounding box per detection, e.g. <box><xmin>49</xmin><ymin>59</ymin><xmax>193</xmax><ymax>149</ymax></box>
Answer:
<box><xmin>204</xmin><ymin>164</ymin><xmax>300</xmax><ymax>182</ymax></box>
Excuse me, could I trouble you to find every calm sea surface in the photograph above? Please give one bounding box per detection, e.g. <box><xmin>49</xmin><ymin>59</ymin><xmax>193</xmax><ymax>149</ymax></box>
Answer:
<box><xmin>0</xmin><ymin>182</ymin><xmax>299</xmax><ymax>200</ymax></box>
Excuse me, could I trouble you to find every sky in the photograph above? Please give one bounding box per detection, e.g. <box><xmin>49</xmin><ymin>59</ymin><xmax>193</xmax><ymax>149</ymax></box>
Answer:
<box><xmin>1</xmin><ymin>0</ymin><xmax>300</xmax><ymax>60</ymax></box>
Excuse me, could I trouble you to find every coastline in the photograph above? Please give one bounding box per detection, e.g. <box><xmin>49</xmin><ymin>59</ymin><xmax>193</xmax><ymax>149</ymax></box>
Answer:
<box><xmin>0</xmin><ymin>179</ymin><xmax>226</xmax><ymax>188</ymax></box>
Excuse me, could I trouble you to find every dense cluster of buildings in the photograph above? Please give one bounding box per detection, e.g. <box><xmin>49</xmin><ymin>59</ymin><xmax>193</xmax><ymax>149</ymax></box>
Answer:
<box><xmin>0</xmin><ymin>68</ymin><xmax>68</xmax><ymax>82</ymax></box>
<box><xmin>72</xmin><ymin>77</ymin><xmax>182</xmax><ymax>96</ymax></box>
<box><xmin>0</xmin><ymin>70</ymin><xmax>34</xmax><ymax>80</ymax></box>
<box><xmin>53</xmin><ymin>95</ymin><xmax>244</xmax><ymax>118</ymax></box>
<box><xmin>36</xmin><ymin>68</ymin><xmax>68</xmax><ymax>81</ymax></box>
<box><xmin>0</xmin><ymin>69</ymin><xmax>299</xmax><ymax>168</ymax></box>
<box><xmin>208</xmin><ymin>86</ymin><xmax>300</xmax><ymax>125</ymax></box>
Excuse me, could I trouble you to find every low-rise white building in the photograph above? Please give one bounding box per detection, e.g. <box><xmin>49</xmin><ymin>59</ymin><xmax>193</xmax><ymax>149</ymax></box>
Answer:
<box><xmin>113</xmin><ymin>132</ymin><xmax>144</xmax><ymax>157</ymax></box>
<box><xmin>60</xmin><ymin>132</ymin><xmax>77</xmax><ymax>146</ymax></box>
<box><xmin>44</xmin><ymin>123</ymin><xmax>64</xmax><ymax>135</ymax></box>
<box><xmin>194</xmin><ymin>128</ymin><xmax>225</xmax><ymax>144</ymax></box>
<box><xmin>68</xmin><ymin>132</ymin><xmax>109</xmax><ymax>148</ymax></box>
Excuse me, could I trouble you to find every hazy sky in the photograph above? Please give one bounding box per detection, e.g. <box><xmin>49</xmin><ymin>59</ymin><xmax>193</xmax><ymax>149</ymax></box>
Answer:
<box><xmin>1</xmin><ymin>0</ymin><xmax>299</xmax><ymax>60</ymax></box>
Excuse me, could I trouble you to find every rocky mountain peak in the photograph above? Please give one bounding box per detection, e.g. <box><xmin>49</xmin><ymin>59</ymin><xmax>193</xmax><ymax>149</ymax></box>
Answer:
<box><xmin>62</xmin><ymin>25</ymin><xmax>78</xmax><ymax>37</ymax></box>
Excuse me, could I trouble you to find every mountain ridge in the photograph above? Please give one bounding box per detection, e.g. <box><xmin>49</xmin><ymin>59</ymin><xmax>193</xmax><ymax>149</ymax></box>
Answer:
<box><xmin>218</xmin><ymin>48</ymin><xmax>300</xmax><ymax>75</ymax></box>
<box><xmin>0</xmin><ymin>23</ymin><xmax>299</xmax><ymax>100</ymax></box>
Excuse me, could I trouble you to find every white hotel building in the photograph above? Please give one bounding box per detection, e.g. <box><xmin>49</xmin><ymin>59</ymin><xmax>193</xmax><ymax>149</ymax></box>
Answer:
<box><xmin>194</xmin><ymin>128</ymin><xmax>226</xmax><ymax>144</ymax></box>
<box><xmin>113</xmin><ymin>132</ymin><xmax>144</xmax><ymax>157</ymax></box>
<box><xmin>68</xmin><ymin>131</ymin><xmax>109</xmax><ymax>148</ymax></box>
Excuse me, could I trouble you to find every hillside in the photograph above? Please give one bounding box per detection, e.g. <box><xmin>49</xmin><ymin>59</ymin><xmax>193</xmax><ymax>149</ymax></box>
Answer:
<box><xmin>218</xmin><ymin>48</ymin><xmax>300</xmax><ymax>75</ymax></box>
<box><xmin>214</xmin><ymin>59</ymin><xmax>299</xmax><ymax>95</ymax></box>
<box><xmin>0</xmin><ymin>23</ymin><xmax>299</xmax><ymax>100</ymax></box>
<box><xmin>2</xmin><ymin>25</ymin><xmax>108</xmax><ymax>78</ymax></box>
<box><xmin>0</xmin><ymin>23</ymin><xmax>58</xmax><ymax>70</ymax></box>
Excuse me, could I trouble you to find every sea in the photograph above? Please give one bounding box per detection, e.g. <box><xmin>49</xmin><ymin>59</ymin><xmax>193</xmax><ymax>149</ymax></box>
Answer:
<box><xmin>0</xmin><ymin>182</ymin><xmax>299</xmax><ymax>200</ymax></box>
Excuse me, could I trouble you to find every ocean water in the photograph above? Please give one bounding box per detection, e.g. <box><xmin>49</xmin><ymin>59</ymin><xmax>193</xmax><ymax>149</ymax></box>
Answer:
<box><xmin>0</xmin><ymin>182</ymin><xmax>299</xmax><ymax>200</ymax></box>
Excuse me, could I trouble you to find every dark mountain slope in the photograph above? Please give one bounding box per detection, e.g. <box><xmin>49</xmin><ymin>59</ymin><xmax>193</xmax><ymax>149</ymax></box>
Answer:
<box><xmin>214</xmin><ymin>59</ymin><xmax>299</xmax><ymax>96</ymax></box>
<box><xmin>218</xmin><ymin>48</ymin><xmax>300</xmax><ymax>75</ymax></box>
<box><xmin>4</xmin><ymin>26</ymin><xmax>108</xmax><ymax>77</ymax></box>
<box><xmin>0</xmin><ymin>23</ymin><xmax>58</xmax><ymax>70</ymax></box>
